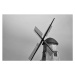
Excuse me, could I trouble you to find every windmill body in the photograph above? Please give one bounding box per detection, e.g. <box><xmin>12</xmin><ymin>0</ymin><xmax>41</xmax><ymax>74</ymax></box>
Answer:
<box><xmin>42</xmin><ymin>42</ymin><xmax>59</xmax><ymax>61</ymax></box>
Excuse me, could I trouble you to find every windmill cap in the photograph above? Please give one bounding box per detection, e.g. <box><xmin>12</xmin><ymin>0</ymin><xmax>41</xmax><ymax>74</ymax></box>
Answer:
<box><xmin>42</xmin><ymin>37</ymin><xmax>58</xmax><ymax>45</ymax></box>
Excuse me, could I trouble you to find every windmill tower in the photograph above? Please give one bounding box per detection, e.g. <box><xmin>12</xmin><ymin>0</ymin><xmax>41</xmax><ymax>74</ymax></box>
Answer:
<box><xmin>42</xmin><ymin>38</ymin><xmax>59</xmax><ymax>61</ymax></box>
<box><xmin>28</xmin><ymin>18</ymin><xmax>59</xmax><ymax>61</ymax></box>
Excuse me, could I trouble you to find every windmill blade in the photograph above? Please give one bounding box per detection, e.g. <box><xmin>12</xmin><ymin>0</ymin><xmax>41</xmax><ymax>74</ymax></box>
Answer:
<box><xmin>34</xmin><ymin>26</ymin><xmax>43</xmax><ymax>38</ymax></box>
<box><xmin>45</xmin><ymin>25</ymin><xmax>52</xmax><ymax>37</ymax></box>
<box><xmin>43</xmin><ymin>18</ymin><xmax>55</xmax><ymax>38</ymax></box>
<box><xmin>43</xmin><ymin>40</ymin><xmax>54</xmax><ymax>53</ymax></box>
<box><xmin>29</xmin><ymin>27</ymin><xmax>43</xmax><ymax>60</ymax></box>
<box><xmin>29</xmin><ymin>38</ymin><xmax>44</xmax><ymax>60</ymax></box>
<box><xmin>29</xmin><ymin>43</ymin><xmax>39</xmax><ymax>60</ymax></box>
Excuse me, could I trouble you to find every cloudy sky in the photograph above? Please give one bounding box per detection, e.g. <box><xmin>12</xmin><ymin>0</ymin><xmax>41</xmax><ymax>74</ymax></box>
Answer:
<box><xmin>3</xmin><ymin>15</ymin><xmax>73</xmax><ymax>61</ymax></box>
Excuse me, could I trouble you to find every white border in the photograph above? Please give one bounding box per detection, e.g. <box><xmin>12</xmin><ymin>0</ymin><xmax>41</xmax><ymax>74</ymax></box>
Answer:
<box><xmin>0</xmin><ymin>0</ymin><xmax>75</xmax><ymax>75</ymax></box>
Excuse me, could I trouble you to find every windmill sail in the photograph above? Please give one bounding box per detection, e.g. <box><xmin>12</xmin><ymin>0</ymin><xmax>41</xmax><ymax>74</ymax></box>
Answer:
<box><xmin>28</xmin><ymin>43</ymin><xmax>39</xmax><ymax>60</ymax></box>
<box><xmin>34</xmin><ymin>26</ymin><xmax>43</xmax><ymax>38</ymax></box>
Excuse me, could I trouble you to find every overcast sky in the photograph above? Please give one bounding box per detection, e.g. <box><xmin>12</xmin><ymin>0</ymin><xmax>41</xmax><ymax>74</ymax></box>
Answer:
<box><xmin>3</xmin><ymin>15</ymin><xmax>73</xmax><ymax>60</ymax></box>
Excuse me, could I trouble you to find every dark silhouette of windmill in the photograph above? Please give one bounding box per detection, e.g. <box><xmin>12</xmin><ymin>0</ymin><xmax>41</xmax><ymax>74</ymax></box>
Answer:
<box><xmin>28</xmin><ymin>18</ymin><xmax>59</xmax><ymax>61</ymax></box>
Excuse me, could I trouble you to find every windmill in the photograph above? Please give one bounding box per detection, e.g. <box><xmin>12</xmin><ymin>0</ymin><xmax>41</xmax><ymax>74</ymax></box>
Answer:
<box><xmin>28</xmin><ymin>18</ymin><xmax>58</xmax><ymax>61</ymax></box>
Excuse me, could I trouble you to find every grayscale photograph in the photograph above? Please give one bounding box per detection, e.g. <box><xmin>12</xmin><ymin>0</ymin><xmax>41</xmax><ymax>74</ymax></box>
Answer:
<box><xmin>2</xmin><ymin>14</ymin><xmax>73</xmax><ymax>61</ymax></box>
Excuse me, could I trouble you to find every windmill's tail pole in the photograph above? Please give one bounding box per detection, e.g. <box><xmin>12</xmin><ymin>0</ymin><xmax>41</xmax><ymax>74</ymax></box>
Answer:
<box><xmin>29</xmin><ymin>18</ymin><xmax>55</xmax><ymax>61</ymax></box>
